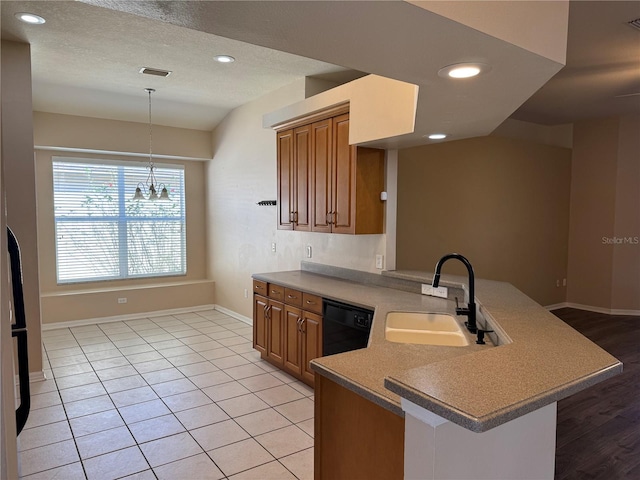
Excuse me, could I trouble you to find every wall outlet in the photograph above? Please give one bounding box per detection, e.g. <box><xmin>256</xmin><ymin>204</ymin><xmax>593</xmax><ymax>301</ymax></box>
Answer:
<box><xmin>271</xmin><ymin>242</ymin><xmax>276</xmax><ymax>253</ymax></box>
<box><xmin>421</xmin><ymin>284</ymin><xmax>448</xmax><ymax>298</ymax></box>
<box><xmin>306</xmin><ymin>245</ymin><xmax>312</xmax><ymax>258</ymax></box>
<box><xmin>556</xmin><ymin>279</ymin><xmax>560</xmax><ymax>287</ymax></box>
<box><xmin>375</xmin><ymin>254</ymin><xmax>384</xmax><ymax>270</ymax></box>
<box><xmin>244</xmin><ymin>288</ymin><xmax>248</xmax><ymax>299</ymax></box>
<box><xmin>117</xmin><ymin>297</ymin><xmax>127</xmax><ymax>304</ymax></box>
<box><xmin>562</xmin><ymin>278</ymin><xmax>567</xmax><ymax>287</ymax></box>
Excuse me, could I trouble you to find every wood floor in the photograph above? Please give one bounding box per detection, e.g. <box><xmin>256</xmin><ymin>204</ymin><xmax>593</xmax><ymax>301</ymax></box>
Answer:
<box><xmin>553</xmin><ymin>308</ymin><xmax>640</xmax><ymax>480</ymax></box>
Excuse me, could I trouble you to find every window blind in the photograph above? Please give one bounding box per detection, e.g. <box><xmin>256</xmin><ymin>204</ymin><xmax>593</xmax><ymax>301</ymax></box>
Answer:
<box><xmin>52</xmin><ymin>159</ymin><xmax>186</xmax><ymax>284</ymax></box>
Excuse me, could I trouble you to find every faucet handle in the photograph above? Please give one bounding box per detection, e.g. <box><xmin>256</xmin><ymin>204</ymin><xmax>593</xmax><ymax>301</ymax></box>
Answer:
<box><xmin>476</xmin><ymin>329</ymin><xmax>494</xmax><ymax>345</ymax></box>
<box><xmin>454</xmin><ymin>296</ymin><xmax>460</xmax><ymax>309</ymax></box>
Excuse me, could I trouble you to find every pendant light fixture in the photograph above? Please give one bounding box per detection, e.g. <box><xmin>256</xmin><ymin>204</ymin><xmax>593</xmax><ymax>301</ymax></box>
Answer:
<box><xmin>133</xmin><ymin>88</ymin><xmax>170</xmax><ymax>201</ymax></box>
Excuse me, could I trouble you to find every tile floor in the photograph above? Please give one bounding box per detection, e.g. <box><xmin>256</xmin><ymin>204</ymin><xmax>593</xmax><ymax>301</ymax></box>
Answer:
<box><xmin>18</xmin><ymin>309</ymin><xmax>314</xmax><ymax>480</ymax></box>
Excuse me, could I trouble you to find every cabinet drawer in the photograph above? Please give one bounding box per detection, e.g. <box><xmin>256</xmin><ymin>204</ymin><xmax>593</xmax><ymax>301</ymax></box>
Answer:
<box><xmin>253</xmin><ymin>280</ymin><xmax>267</xmax><ymax>295</ymax></box>
<box><xmin>303</xmin><ymin>293</ymin><xmax>323</xmax><ymax>314</ymax></box>
<box><xmin>284</xmin><ymin>288</ymin><xmax>303</xmax><ymax>307</ymax></box>
<box><xmin>268</xmin><ymin>283</ymin><xmax>285</xmax><ymax>302</ymax></box>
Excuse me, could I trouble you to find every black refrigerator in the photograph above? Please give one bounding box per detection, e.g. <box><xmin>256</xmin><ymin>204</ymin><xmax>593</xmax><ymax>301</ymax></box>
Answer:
<box><xmin>7</xmin><ymin>226</ymin><xmax>30</xmax><ymax>435</ymax></box>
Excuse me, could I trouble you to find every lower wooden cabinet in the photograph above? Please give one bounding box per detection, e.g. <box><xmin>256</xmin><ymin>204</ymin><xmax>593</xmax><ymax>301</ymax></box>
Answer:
<box><xmin>315</xmin><ymin>375</ymin><xmax>404</xmax><ymax>480</ymax></box>
<box><xmin>254</xmin><ymin>280</ymin><xmax>323</xmax><ymax>386</ymax></box>
<box><xmin>283</xmin><ymin>306</ymin><xmax>323</xmax><ymax>384</ymax></box>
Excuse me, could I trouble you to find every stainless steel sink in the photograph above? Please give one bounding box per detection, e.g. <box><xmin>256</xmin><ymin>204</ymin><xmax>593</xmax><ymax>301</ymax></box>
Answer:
<box><xmin>385</xmin><ymin>312</ymin><xmax>469</xmax><ymax>346</ymax></box>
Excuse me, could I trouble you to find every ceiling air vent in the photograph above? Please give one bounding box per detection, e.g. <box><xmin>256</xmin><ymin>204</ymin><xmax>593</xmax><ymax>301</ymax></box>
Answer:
<box><xmin>628</xmin><ymin>18</ymin><xmax>640</xmax><ymax>31</ymax></box>
<box><xmin>139</xmin><ymin>67</ymin><xmax>172</xmax><ymax>77</ymax></box>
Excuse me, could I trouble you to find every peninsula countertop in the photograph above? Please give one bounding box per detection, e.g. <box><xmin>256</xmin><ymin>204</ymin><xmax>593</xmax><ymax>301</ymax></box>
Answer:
<box><xmin>251</xmin><ymin>269</ymin><xmax>622</xmax><ymax>432</ymax></box>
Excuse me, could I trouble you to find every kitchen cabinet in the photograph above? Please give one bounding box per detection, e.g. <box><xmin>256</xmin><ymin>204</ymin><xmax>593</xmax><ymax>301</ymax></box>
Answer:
<box><xmin>277</xmin><ymin>110</ymin><xmax>385</xmax><ymax>234</ymax></box>
<box><xmin>253</xmin><ymin>281</ymin><xmax>323</xmax><ymax>386</ymax></box>
<box><xmin>252</xmin><ymin>281</ymin><xmax>285</xmax><ymax>366</ymax></box>
<box><xmin>277</xmin><ymin>126</ymin><xmax>312</xmax><ymax>231</ymax></box>
<box><xmin>315</xmin><ymin>375</ymin><xmax>404</xmax><ymax>479</ymax></box>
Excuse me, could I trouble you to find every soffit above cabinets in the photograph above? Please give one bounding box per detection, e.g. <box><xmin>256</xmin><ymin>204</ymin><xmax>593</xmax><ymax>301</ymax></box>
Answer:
<box><xmin>80</xmin><ymin>0</ymin><xmax>568</xmax><ymax>148</ymax></box>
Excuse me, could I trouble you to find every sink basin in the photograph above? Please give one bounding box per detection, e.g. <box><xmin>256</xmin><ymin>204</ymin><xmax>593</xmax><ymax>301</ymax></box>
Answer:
<box><xmin>385</xmin><ymin>312</ymin><xmax>469</xmax><ymax>346</ymax></box>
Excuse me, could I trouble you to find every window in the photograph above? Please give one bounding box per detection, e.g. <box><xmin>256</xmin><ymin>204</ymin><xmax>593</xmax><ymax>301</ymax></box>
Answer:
<box><xmin>52</xmin><ymin>158</ymin><xmax>186</xmax><ymax>284</ymax></box>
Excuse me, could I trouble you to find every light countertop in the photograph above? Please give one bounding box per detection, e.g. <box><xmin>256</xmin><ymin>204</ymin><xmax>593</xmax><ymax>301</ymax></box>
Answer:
<box><xmin>252</xmin><ymin>268</ymin><xmax>622</xmax><ymax>432</ymax></box>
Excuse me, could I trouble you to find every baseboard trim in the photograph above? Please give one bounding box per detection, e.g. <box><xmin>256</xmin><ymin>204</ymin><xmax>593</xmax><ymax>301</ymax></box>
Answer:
<box><xmin>545</xmin><ymin>303</ymin><xmax>568</xmax><ymax>311</ymax></box>
<box><xmin>42</xmin><ymin>304</ymin><xmax>217</xmax><ymax>330</ymax></box>
<box><xmin>214</xmin><ymin>305</ymin><xmax>252</xmax><ymax>326</ymax></box>
<box><xmin>14</xmin><ymin>371</ymin><xmax>47</xmax><ymax>385</ymax></box>
<box><xmin>548</xmin><ymin>302</ymin><xmax>640</xmax><ymax>316</ymax></box>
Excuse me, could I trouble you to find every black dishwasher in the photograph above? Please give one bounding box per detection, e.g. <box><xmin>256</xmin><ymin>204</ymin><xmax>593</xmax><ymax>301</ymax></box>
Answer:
<box><xmin>323</xmin><ymin>299</ymin><xmax>373</xmax><ymax>356</ymax></box>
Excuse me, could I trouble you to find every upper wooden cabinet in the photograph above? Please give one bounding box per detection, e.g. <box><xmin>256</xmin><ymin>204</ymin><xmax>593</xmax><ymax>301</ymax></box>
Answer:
<box><xmin>277</xmin><ymin>111</ymin><xmax>385</xmax><ymax>235</ymax></box>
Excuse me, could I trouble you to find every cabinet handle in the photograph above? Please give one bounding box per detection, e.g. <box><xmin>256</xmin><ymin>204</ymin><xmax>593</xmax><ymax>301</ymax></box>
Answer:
<box><xmin>297</xmin><ymin>317</ymin><xmax>303</xmax><ymax>333</ymax></box>
<box><xmin>294</xmin><ymin>211</ymin><xmax>299</xmax><ymax>223</ymax></box>
<box><xmin>271</xmin><ymin>289</ymin><xmax>279</xmax><ymax>294</ymax></box>
<box><xmin>290</xmin><ymin>211</ymin><xmax>294</xmax><ymax>222</ymax></box>
<box><xmin>332</xmin><ymin>211</ymin><xmax>337</xmax><ymax>225</ymax></box>
<box><xmin>326</xmin><ymin>212</ymin><xmax>331</xmax><ymax>224</ymax></box>
<box><xmin>265</xmin><ymin>305</ymin><xmax>271</xmax><ymax>320</ymax></box>
<box><xmin>287</xmin><ymin>294</ymin><xmax>297</xmax><ymax>299</ymax></box>
<box><xmin>300</xmin><ymin>318</ymin><xmax>306</xmax><ymax>334</ymax></box>
<box><xmin>306</xmin><ymin>300</ymin><xmax>316</xmax><ymax>305</ymax></box>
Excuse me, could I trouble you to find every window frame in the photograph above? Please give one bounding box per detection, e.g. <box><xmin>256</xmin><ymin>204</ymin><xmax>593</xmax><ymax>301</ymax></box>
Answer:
<box><xmin>52</xmin><ymin>156</ymin><xmax>187</xmax><ymax>285</ymax></box>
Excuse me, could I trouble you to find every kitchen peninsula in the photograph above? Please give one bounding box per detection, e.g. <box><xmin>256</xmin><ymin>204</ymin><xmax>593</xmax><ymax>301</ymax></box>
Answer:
<box><xmin>252</xmin><ymin>262</ymin><xmax>622</xmax><ymax>479</ymax></box>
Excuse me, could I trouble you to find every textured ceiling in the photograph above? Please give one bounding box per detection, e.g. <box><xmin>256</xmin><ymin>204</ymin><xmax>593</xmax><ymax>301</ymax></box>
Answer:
<box><xmin>1</xmin><ymin>1</ymin><xmax>357</xmax><ymax>130</ymax></box>
<box><xmin>2</xmin><ymin>1</ymin><xmax>638</xmax><ymax>139</ymax></box>
<box><xmin>512</xmin><ymin>0</ymin><xmax>640</xmax><ymax>125</ymax></box>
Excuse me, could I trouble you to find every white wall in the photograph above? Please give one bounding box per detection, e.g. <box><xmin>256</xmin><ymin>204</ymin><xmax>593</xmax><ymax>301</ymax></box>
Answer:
<box><xmin>207</xmin><ymin>80</ymin><xmax>386</xmax><ymax>318</ymax></box>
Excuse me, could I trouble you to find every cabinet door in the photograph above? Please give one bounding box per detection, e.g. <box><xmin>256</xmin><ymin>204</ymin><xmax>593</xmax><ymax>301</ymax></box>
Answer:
<box><xmin>267</xmin><ymin>300</ymin><xmax>285</xmax><ymax>366</ymax></box>
<box><xmin>332</xmin><ymin>113</ymin><xmax>356</xmax><ymax>234</ymax></box>
<box><xmin>253</xmin><ymin>295</ymin><xmax>268</xmax><ymax>355</ymax></box>
<box><xmin>301</xmin><ymin>311</ymin><xmax>322</xmax><ymax>384</ymax></box>
<box><xmin>311</xmin><ymin>119</ymin><xmax>333</xmax><ymax>233</ymax></box>
<box><xmin>293</xmin><ymin>125</ymin><xmax>311</xmax><ymax>231</ymax></box>
<box><xmin>277</xmin><ymin>129</ymin><xmax>294</xmax><ymax>230</ymax></box>
<box><xmin>283</xmin><ymin>305</ymin><xmax>302</xmax><ymax>377</ymax></box>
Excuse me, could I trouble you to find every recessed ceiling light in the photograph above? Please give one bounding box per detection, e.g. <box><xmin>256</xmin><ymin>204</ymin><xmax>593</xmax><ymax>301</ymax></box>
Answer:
<box><xmin>15</xmin><ymin>12</ymin><xmax>46</xmax><ymax>24</ymax></box>
<box><xmin>426</xmin><ymin>133</ymin><xmax>447</xmax><ymax>140</ymax></box>
<box><xmin>438</xmin><ymin>63</ymin><xmax>491</xmax><ymax>79</ymax></box>
<box><xmin>214</xmin><ymin>55</ymin><xmax>235</xmax><ymax>64</ymax></box>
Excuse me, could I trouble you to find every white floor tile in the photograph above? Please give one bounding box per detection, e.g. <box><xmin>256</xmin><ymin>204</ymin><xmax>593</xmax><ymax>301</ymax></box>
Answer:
<box><xmin>76</xmin><ymin>425</ymin><xmax>135</xmax><ymax>459</ymax></box>
<box><xmin>202</xmin><ymin>381</ymin><xmax>250</xmax><ymax>402</ymax></box>
<box><xmin>234</xmin><ymin>408</ymin><xmax>292</xmax><ymax>437</ymax></box>
<box><xmin>23</xmin><ymin>405</ymin><xmax>67</xmax><ymax>430</ymax></box>
<box><xmin>279</xmin><ymin>447</ymin><xmax>314</xmax><ymax>480</ymax></box>
<box><xmin>20</xmin><ymin>461</ymin><xmax>85</xmax><ymax>480</ymax></box>
<box><xmin>151</xmin><ymin>378</ymin><xmax>197</xmax><ymax>397</ymax></box>
<box><xmin>18</xmin><ymin>421</ymin><xmax>72</xmax><ymax>451</ymax></box>
<box><xmin>176</xmin><ymin>361</ymin><xmax>219</xmax><ymax>377</ymax></box>
<box><xmin>128</xmin><ymin>414</ymin><xmax>185</xmax><ymax>444</ymax></box>
<box><xmin>18</xmin><ymin>439</ymin><xmax>79</xmax><ymax>476</ymax></box>
<box><xmin>162</xmin><ymin>389</ymin><xmax>212</xmax><ymax>413</ymax></box>
<box><xmin>69</xmin><ymin>409</ymin><xmax>125</xmax><ymax>437</ymax></box>
<box><xmin>55</xmin><ymin>372</ymin><xmax>100</xmax><ymax>390</ymax></box>
<box><xmin>274</xmin><ymin>398</ymin><xmax>314</xmax><ymax>423</ymax></box>
<box><xmin>238</xmin><ymin>373</ymin><xmax>284</xmax><ymax>392</ymax></box>
<box><xmin>174</xmin><ymin>403</ymin><xmax>229</xmax><ymax>430</ymax></box>
<box><xmin>83</xmin><ymin>446</ymin><xmax>149</xmax><ymax>480</ymax></box>
<box><xmin>255</xmin><ymin>425</ymin><xmax>313</xmax><ymax>458</ymax></box>
<box><xmin>65</xmin><ymin>395</ymin><xmax>115</xmax><ymax>419</ymax></box>
<box><xmin>138</xmin><ymin>432</ymin><xmax>203</xmax><ymax>468</ymax></box>
<box><xmin>59</xmin><ymin>383</ymin><xmax>107</xmax><ymax>403</ymax></box>
<box><xmin>189</xmin><ymin>370</ymin><xmax>233</xmax><ymax>389</ymax></box>
<box><xmin>153</xmin><ymin>452</ymin><xmax>224</xmax><ymax>480</ymax></box>
<box><xmin>191</xmin><ymin>419</ymin><xmax>250</xmax><ymax>451</ymax></box>
<box><xmin>102</xmin><ymin>374</ymin><xmax>148</xmax><ymax>394</ymax></box>
<box><xmin>208</xmin><ymin>438</ymin><xmax>274</xmax><ymax>477</ymax></box>
<box><xmin>228</xmin><ymin>460</ymin><xmax>297</xmax><ymax>480</ymax></box>
<box><xmin>118</xmin><ymin>399</ymin><xmax>171</xmax><ymax>424</ymax></box>
<box><xmin>110</xmin><ymin>386</ymin><xmax>159</xmax><ymax>407</ymax></box>
<box><xmin>255</xmin><ymin>384</ymin><xmax>305</xmax><ymax>407</ymax></box>
<box><xmin>217</xmin><ymin>393</ymin><xmax>270</xmax><ymax>418</ymax></box>
<box><xmin>133</xmin><ymin>358</ymin><xmax>174</xmax><ymax>374</ymax></box>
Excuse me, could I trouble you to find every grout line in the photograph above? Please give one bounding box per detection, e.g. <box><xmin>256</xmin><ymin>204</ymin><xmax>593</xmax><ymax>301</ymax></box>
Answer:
<box><xmin>21</xmin><ymin>311</ymin><xmax>311</xmax><ymax>480</ymax></box>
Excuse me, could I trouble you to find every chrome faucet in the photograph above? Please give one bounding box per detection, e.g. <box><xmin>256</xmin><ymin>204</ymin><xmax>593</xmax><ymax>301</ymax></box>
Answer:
<box><xmin>432</xmin><ymin>253</ymin><xmax>477</xmax><ymax>334</ymax></box>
